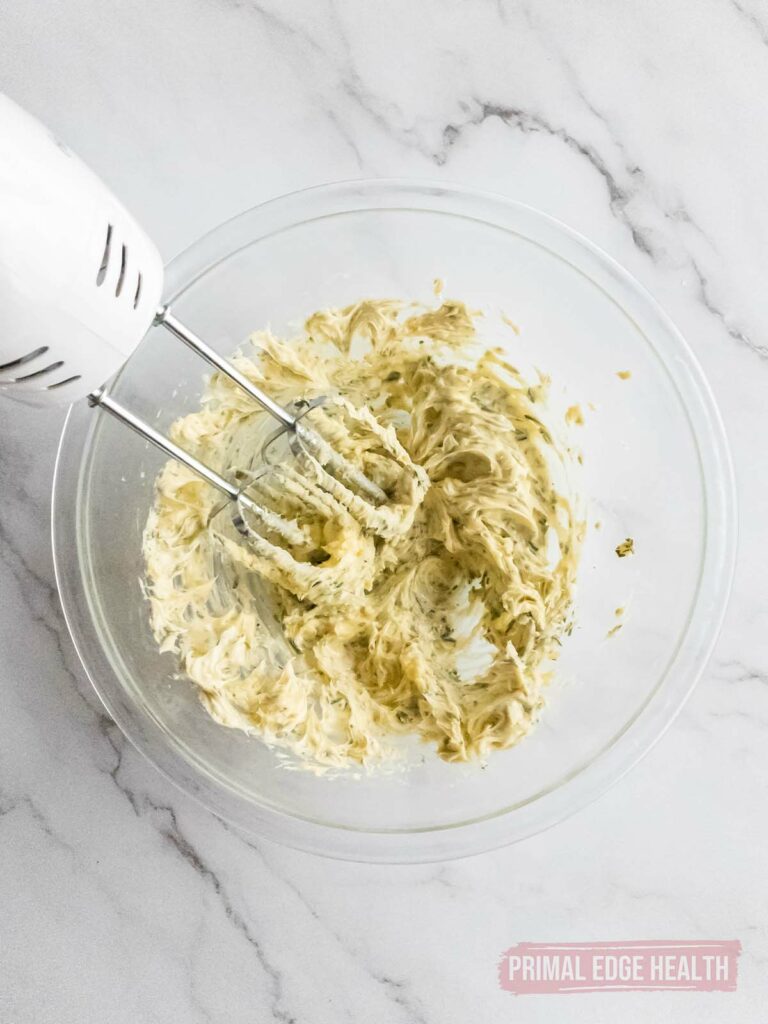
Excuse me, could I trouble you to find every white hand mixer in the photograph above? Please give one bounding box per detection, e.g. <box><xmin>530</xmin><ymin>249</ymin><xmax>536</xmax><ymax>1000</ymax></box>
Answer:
<box><xmin>0</xmin><ymin>94</ymin><xmax>425</xmax><ymax>563</ymax></box>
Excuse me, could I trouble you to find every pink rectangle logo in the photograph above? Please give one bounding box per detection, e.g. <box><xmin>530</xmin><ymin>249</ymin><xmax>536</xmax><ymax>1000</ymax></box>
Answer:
<box><xmin>498</xmin><ymin>940</ymin><xmax>741</xmax><ymax>994</ymax></box>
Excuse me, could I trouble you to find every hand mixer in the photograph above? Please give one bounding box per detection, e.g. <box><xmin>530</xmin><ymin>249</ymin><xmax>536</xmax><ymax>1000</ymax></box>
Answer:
<box><xmin>0</xmin><ymin>94</ymin><xmax>426</xmax><ymax>569</ymax></box>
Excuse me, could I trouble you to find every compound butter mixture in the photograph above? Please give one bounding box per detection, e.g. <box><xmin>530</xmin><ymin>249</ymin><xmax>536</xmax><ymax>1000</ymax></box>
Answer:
<box><xmin>143</xmin><ymin>298</ymin><xmax>583</xmax><ymax>770</ymax></box>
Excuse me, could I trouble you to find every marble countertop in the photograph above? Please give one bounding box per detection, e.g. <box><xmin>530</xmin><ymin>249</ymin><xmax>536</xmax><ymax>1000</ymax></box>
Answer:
<box><xmin>1</xmin><ymin>1</ymin><xmax>767</xmax><ymax>1020</ymax></box>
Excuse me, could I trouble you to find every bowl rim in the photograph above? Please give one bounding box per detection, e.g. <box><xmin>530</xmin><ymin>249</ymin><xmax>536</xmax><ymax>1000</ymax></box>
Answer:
<box><xmin>52</xmin><ymin>177</ymin><xmax>737</xmax><ymax>862</ymax></box>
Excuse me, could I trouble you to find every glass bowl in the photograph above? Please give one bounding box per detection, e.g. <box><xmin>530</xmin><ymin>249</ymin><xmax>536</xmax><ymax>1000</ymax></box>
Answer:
<box><xmin>52</xmin><ymin>180</ymin><xmax>736</xmax><ymax>862</ymax></box>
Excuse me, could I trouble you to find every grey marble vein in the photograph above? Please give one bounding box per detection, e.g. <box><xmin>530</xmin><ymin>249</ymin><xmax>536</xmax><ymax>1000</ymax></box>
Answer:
<box><xmin>689</xmin><ymin>258</ymin><xmax>768</xmax><ymax>359</ymax></box>
<box><xmin>156</xmin><ymin>807</ymin><xmax>297</xmax><ymax>1024</ymax></box>
<box><xmin>729</xmin><ymin>0</ymin><xmax>768</xmax><ymax>47</ymax></box>
<box><xmin>439</xmin><ymin>99</ymin><xmax>658</xmax><ymax>258</ymax></box>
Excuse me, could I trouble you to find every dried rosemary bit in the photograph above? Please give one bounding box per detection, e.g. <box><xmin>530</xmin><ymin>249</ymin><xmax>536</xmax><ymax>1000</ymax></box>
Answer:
<box><xmin>615</xmin><ymin>537</ymin><xmax>635</xmax><ymax>558</ymax></box>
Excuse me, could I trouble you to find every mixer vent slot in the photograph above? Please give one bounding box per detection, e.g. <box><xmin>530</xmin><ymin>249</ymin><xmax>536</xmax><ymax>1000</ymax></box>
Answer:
<box><xmin>48</xmin><ymin>374</ymin><xmax>82</xmax><ymax>391</ymax></box>
<box><xmin>14</xmin><ymin>360</ymin><xmax>64</xmax><ymax>382</ymax></box>
<box><xmin>96</xmin><ymin>224</ymin><xmax>113</xmax><ymax>286</ymax></box>
<box><xmin>134</xmin><ymin>272</ymin><xmax>143</xmax><ymax>309</ymax></box>
<box><xmin>1</xmin><ymin>345</ymin><xmax>50</xmax><ymax>373</ymax></box>
<box><xmin>116</xmin><ymin>244</ymin><xmax>127</xmax><ymax>297</ymax></box>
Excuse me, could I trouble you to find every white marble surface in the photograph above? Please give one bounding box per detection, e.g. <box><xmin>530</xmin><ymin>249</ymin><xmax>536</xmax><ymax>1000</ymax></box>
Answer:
<box><xmin>1</xmin><ymin>0</ymin><xmax>767</xmax><ymax>1019</ymax></box>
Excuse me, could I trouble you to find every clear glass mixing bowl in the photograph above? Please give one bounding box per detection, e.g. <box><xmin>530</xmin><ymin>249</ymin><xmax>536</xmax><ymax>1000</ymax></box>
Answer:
<box><xmin>52</xmin><ymin>180</ymin><xmax>736</xmax><ymax>862</ymax></box>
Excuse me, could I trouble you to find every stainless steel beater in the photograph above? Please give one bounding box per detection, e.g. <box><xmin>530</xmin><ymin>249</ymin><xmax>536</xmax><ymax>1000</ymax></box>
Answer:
<box><xmin>0</xmin><ymin>93</ymin><xmax>422</xmax><ymax>555</ymax></box>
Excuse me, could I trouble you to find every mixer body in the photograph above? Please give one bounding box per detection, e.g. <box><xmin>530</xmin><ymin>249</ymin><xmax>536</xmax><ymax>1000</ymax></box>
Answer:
<box><xmin>0</xmin><ymin>93</ymin><xmax>163</xmax><ymax>404</ymax></box>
